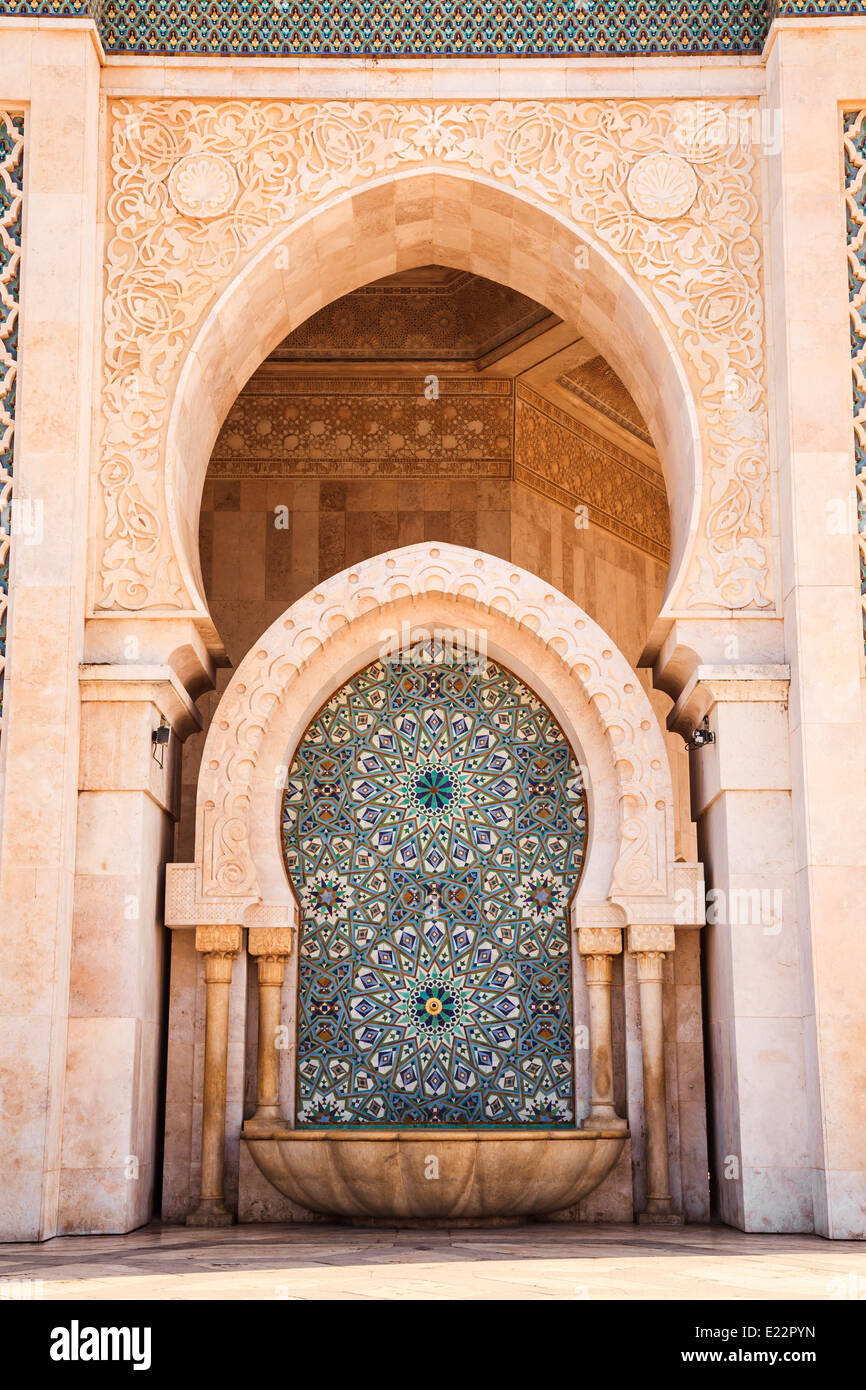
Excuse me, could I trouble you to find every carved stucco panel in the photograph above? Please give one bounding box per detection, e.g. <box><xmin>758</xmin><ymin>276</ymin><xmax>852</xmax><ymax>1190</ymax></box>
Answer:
<box><xmin>98</xmin><ymin>99</ymin><xmax>773</xmax><ymax>614</ymax></box>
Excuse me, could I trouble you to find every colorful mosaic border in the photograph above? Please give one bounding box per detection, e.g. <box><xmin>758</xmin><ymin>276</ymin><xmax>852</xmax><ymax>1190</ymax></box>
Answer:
<box><xmin>3</xmin><ymin>1</ymin><xmax>864</xmax><ymax>58</ymax></box>
<box><xmin>0</xmin><ymin>112</ymin><xmax>23</xmax><ymax>736</ymax></box>
<box><xmin>0</xmin><ymin>1</ymin><xmax>778</xmax><ymax>58</ymax></box>
<box><xmin>773</xmin><ymin>0</ymin><xmax>866</xmax><ymax>17</ymax></box>
<box><xmin>843</xmin><ymin>110</ymin><xmax>866</xmax><ymax>653</ymax></box>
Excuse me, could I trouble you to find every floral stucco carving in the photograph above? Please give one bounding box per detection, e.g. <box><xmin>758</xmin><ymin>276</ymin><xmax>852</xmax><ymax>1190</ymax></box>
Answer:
<box><xmin>195</xmin><ymin>544</ymin><xmax>675</xmax><ymax>911</ymax></box>
<box><xmin>99</xmin><ymin>99</ymin><xmax>773</xmax><ymax>614</ymax></box>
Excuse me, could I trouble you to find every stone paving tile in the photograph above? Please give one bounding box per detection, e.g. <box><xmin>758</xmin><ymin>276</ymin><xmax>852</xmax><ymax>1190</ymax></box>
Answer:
<box><xmin>4</xmin><ymin>1223</ymin><xmax>866</xmax><ymax>1300</ymax></box>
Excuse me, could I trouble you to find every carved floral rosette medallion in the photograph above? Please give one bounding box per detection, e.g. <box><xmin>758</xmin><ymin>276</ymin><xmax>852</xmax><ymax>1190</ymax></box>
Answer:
<box><xmin>627</xmin><ymin>152</ymin><xmax>698</xmax><ymax>219</ymax></box>
<box><xmin>98</xmin><ymin>99</ymin><xmax>773</xmax><ymax>614</ymax></box>
<box><xmin>166</xmin><ymin>152</ymin><xmax>239</xmax><ymax>219</ymax></box>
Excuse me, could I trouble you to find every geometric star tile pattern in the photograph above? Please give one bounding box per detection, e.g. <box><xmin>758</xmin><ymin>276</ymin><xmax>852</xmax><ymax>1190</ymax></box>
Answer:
<box><xmin>282</xmin><ymin>642</ymin><xmax>587</xmax><ymax>1126</ymax></box>
<box><xmin>0</xmin><ymin>112</ymin><xmax>24</xmax><ymax>734</ymax></box>
<box><xmin>844</xmin><ymin>108</ymin><xmax>866</xmax><ymax>652</ymax></box>
<box><xmin>0</xmin><ymin>2</ymin><xmax>772</xmax><ymax>58</ymax></box>
<box><xmin>6</xmin><ymin>2</ymin><xmax>866</xmax><ymax>59</ymax></box>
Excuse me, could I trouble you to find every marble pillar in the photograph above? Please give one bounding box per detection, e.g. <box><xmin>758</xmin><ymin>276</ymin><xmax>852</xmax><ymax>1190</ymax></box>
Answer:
<box><xmin>246</xmin><ymin>927</ymin><xmax>294</xmax><ymax>1131</ymax></box>
<box><xmin>577</xmin><ymin>926</ymin><xmax>627</xmax><ymax>1131</ymax></box>
<box><xmin>629</xmin><ymin>924</ymin><xmax>681</xmax><ymax>1225</ymax></box>
<box><xmin>188</xmin><ymin>925</ymin><xmax>243</xmax><ymax>1227</ymax></box>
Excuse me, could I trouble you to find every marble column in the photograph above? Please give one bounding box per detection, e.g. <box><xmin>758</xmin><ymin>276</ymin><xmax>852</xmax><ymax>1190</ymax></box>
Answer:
<box><xmin>629</xmin><ymin>924</ymin><xmax>681</xmax><ymax>1224</ymax></box>
<box><xmin>246</xmin><ymin>927</ymin><xmax>294</xmax><ymax>1131</ymax></box>
<box><xmin>577</xmin><ymin>926</ymin><xmax>627</xmax><ymax>1131</ymax></box>
<box><xmin>188</xmin><ymin>925</ymin><xmax>243</xmax><ymax>1227</ymax></box>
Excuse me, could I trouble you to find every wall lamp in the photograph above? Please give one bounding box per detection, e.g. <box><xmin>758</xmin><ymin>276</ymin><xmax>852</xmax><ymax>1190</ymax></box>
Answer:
<box><xmin>151</xmin><ymin>719</ymin><xmax>171</xmax><ymax>768</ymax></box>
<box><xmin>688</xmin><ymin>717</ymin><xmax>715</xmax><ymax>750</ymax></box>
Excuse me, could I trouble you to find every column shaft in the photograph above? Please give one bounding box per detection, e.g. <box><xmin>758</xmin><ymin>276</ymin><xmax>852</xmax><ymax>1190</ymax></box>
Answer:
<box><xmin>584</xmin><ymin>955</ymin><xmax>622</xmax><ymax>1128</ymax></box>
<box><xmin>635</xmin><ymin>951</ymin><xmax>671</xmax><ymax>1215</ymax></box>
<box><xmin>188</xmin><ymin>925</ymin><xmax>242</xmax><ymax>1227</ymax></box>
<box><xmin>246</xmin><ymin>926</ymin><xmax>294</xmax><ymax>1132</ymax></box>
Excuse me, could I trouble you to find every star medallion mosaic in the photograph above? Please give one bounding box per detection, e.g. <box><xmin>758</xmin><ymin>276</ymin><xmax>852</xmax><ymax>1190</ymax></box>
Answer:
<box><xmin>282</xmin><ymin>643</ymin><xmax>588</xmax><ymax>1126</ymax></box>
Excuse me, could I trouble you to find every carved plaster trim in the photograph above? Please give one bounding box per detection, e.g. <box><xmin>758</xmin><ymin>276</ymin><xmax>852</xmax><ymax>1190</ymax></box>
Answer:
<box><xmin>98</xmin><ymin>98</ymin><xmax>773</xmax><ymax>615</ymax></box>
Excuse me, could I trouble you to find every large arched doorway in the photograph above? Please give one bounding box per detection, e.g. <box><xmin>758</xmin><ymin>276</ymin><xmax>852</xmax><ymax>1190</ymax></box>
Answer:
<box><xmin>151</xmin><ymin>170</ymin><xmax>708</xmax><ymax>632</ymax></box>
<box><xmin>283</xmin><ymin>641</ymin><xmax>588</xmax><ymax>1128</ymax></box>
<box><xmin>155</xmin><ymin>155</ymin><xmax>711</xmax><ymax>1227</ymax></box>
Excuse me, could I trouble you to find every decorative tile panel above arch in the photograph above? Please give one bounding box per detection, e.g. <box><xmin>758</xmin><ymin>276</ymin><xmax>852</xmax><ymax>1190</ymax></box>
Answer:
<box><xmin>96</xmin><ymin>99</ymin><xmax>775</xmax><ymax>621</ymax></box>
<box><xmin>283</xmin><ymin>644</ymin><xmax>586</xmax><ymax>1126</ymax></box>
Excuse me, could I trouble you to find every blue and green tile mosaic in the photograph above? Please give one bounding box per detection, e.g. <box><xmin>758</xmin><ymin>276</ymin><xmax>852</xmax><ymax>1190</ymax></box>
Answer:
<box><xmin>843</xmin><ymin>109</ymin><xmax>866</xmax><ymax>652</ymax></box>
<box><xmin>282</xmin><ymin>643</ymin><xmax>588</xmax><ymax>1126</ymax></box>
<box><xmin>0</xmin><ymin>1</ymin><xmax>778</xmax><ymax>58</ymax></box>
<box><xmin>4</xmin><ymin>1</ymin><xmax>864</xmax><ymax>58</ymax></box>
<box><xmin>0</xmin><ymin>112</ymin><xmax>24</xmax><ymax>733</ymax></box>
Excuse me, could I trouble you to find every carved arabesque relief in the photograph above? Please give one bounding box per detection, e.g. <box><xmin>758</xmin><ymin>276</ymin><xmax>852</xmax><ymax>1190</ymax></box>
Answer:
<box><xmin>210</xmin><ymin>376</ymin><xmax>513</xmax><ymax>476</ymax></box>
<box><xmin>99</xmin><ymin>99</ymin><xmax>773</xmax><ymax>614</ymax></box>
<box><xmin>515</xmin><ymin>384</ymin><xmax>670</xmax><ymax>560</ymax></box>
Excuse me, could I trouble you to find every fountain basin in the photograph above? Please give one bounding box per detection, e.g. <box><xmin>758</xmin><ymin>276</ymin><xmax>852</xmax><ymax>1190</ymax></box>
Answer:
<box><xmin>245</xmin><ymin>1127</ymin><xmax>628</xmax><ymax>1221</ymax></box>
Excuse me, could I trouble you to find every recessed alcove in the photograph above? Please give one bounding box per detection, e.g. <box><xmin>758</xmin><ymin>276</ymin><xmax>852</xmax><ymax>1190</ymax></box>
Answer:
<box><xmin>161</xmin><ymin>263</ymin><xmax>705</xmax><ymax>1227</ymax></box>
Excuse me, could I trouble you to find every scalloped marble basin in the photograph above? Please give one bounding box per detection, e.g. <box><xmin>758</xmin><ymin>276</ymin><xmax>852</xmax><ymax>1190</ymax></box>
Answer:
<box><xmin>246</xmin><ymin>1128</ymin><xmax>627</xmax><ymax>1220</ymax></box>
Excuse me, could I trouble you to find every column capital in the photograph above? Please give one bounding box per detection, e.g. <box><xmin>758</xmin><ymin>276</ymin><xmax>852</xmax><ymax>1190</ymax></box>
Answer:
<box><xmin>584</xmin><ymin>954</ymin><xmax>613</xmax><ymax>986</ymax></box>
<box><xmin>627</xmin><ymin>924</ymin><xmax>675</xmax><ymax>956</ymax></box>
<box><xmin>633</xmin><ymin>950</ymin><xmax>666</xmax><ymax>984</ymax></box>
<box><xmin>195</xmin><ymin>924</ymin><xmax>243</xmax><ymax>957</ymax></box>
<box><xmin>668</xmin><ymin>663</ymin><xmax>790</xmax><ymax>741</ymax></box>
<box><xmin>248</xmin><ymin>926</ymin><xmax>294</xmax><ymax>960</ymax></box>
<box><xmin>577</xmin><ymin>925</ymin><xmax>622</xmax><ymax>956</ymax></box>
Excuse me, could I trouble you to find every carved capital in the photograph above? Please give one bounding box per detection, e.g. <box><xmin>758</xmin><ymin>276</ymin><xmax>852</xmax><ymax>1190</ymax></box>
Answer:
<box><xmin>195</xmin><ymin>924</ymin><xmax>243</xmax><ymax>957</ymax></box>
<box><xmin>248</xmin><ymin>926</ymin><xmax>294</xmax><ymax>960</ymax></box>
<box><xmin>584</xmin><ymin>954</ymin><xmax>613</xmax><ymax>986</ymax></box>
<box><xmin>256</xmin><ymin>957</ymin><xmax>286</xmax><ymax>987</ymax></box>
<box><xmin>628</xmin><ymin>924</ymin><xmax>675</xmax><ymax>955</ymax></box>
<box><xmin>634</xmin><ymin>950</ymin><xmax>666</xmax><ymax>984</ymax></box>
<box><xmin>577</xmin><ymin>926</ymin><xmax>622</xmax><ymax>957</ymax></box>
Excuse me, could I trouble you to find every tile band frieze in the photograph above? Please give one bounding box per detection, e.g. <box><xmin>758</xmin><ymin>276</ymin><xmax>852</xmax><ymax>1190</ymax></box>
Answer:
<box><xmin>843</xmin><ymin>109</ymin><xmax>866</xmax><ymax>651</ymax></box>
<box><xmin>0</xmin><ymin>111</ymin><xmax>23</xmax><ymax>738</ymax></box>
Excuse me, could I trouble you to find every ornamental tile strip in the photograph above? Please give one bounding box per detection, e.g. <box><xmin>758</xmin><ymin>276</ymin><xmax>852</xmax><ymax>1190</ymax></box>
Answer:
<box><xmin>4</xmin><ymin>1</ymin><xmax>865</xmax><ymax>58</ymax></box>
<box><xmin>3</xmin><ymin>1</ymin><xmax>770</xmax><ymax>57</ymax></box>
<box><xmin>843</xmin><ymin>109</ymin><xmax>866</xmax><ymax>652</ymax></box>
<box><xmin>283</xmin><ymin>644</ymin><xmax>587</xmax><ymax>1126</ymax></box>
<box><xmin>0</xmin><ymin>112</ymin><xmax>23</xmax><ymax>738</ymax></box>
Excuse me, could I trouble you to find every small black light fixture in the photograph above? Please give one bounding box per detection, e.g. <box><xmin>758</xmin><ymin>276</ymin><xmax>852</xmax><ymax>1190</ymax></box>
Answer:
<box><xmin>151</xmin><ymin>718</ymin><xmax>170</xmax><ymax>768</ymax></box>
<box><xmin>688</xmin><ymin>717</ymin><xmax>715</xmax><ymax>750</ymax></box>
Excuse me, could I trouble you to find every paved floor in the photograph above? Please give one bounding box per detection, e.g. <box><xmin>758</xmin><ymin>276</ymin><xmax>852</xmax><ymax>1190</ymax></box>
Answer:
<box><xmin>1</xmin><ymin>1223</ymin><xmax>865</xmax><ymax>1300</ymax></box>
